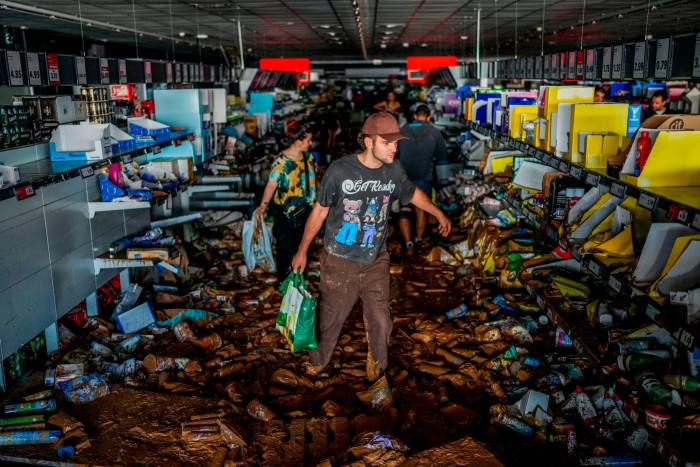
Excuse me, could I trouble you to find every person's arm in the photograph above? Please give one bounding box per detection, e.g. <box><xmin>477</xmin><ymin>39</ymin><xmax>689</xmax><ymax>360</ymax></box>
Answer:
<box><xmin>410</xmin><ymin>188</ymin><xmax>451</xmax><ymax>237</ymax></box>
<box><xmin>291</xmin><ymin>203</ymin><xmax>330</xmax><ymax>273</ymax></box>
<box><xmin>255</xmin><ymin>179</ymin><xmax>279</xmax><ymax>215</ymax></box>
<box><xmin>373</xmin><ymin>101</ymin><xmax>386</xmax><ymax>111</ymax></box>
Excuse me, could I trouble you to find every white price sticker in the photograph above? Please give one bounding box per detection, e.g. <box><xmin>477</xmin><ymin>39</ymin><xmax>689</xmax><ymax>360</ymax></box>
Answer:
<box><xmin>118</xmin><ymin>59</ymin><xmax>127</xmax><ymax>84</ymax></box>
<box><xmin>6</xmin><ymin>51</ymin><xmax>23</xmax><ymax>86</ymax></box>
<box><xmin>586</xmin><ymin>172</ymin><xmax>599</xmax><ymax>186</ymax></box>
<box><xmin>637</xmin><ymin>193</ymin><xmax>657</xmax><ymax>210</ymax></box>
<box><xmin>633</xmin><ymin>42</ymin><xmax>646</xmax><ymax>79</ymax></box>
<box><xmin>570</xmin><ymin>166</ymin><xmax>582</xmax><ymax>179</ymax></box>
<box><xmin>144</xmin><ymin>60</ymin><xmax>152</xmax><ymax>83</ymax></box>
<box><xmin>612</xmin><ymin>45</ymin><xmax>623</xmax><ymax>79</ymax></box>
<box><xmin>99</xmin><ymin>58</ymin><xmax>110</xmax><ymax>84</ymax></box>
<box><xmin>608</xmin><ymin>276</ymin><xmax>622</xmax><ymax>293</ymax></box>
<box><xmin>678</xmin><ymin>329</ymin><xmax>695</xmax><ymax>349</ymax></box>
<box><xmin>588</xmin><ymin>259</ymin><xmax>602</xmax><ymax>277</ymax></box>
<box><xmin>26</xmin><ymin>52</ymin><xmax>41</xmax><ymax>86</ymax></box>
<box><xmin>693</xmin><ymin>33</ymin><xmax>700</xmax><ymax>79</ymax></box>
<box><xmin>536</xmin><ymin>295</ymin><xmax>545</xmax><ymax>310</ymax></box>
<box><xmin>610</xmin><ymin>182</ymin><xmax>626</xmax><ymax>198</ymax></box>
<box><xmin>602</xmin><ymin>46</ymin><xmax>613</xmax><ymax>79</ymax></box>
<box><xmin>75</xmin><ymin>56</ymin><xmax>87</xmax><ymax>85</ymax></box>
<box><xmin>655</xmin><ymin>38</ymin><xmax>670</xmax><ymax>79</ymax></box>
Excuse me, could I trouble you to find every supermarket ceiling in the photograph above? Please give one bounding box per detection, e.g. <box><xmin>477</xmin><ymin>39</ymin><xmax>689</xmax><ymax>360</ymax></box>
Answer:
<box><xmin>0</xmin><ymin>0</ymin><xmax>699</xmax><ymax>65</ymax></box>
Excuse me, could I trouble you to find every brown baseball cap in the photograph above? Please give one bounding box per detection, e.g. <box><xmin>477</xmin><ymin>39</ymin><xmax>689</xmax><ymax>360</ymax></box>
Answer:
<box><xmin>361</xmin><ymin>112</ymin><xmax>408</xmax><ymax>142</ymax></box>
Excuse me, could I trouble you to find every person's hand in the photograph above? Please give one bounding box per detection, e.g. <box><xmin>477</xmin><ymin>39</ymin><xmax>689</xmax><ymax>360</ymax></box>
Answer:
<box><xmin>436</xmin><ymin>211</ymin><xmax>452</xmax><ymax>237</ymax></box>
<box><xmin>255</xmin><ymin>205</ymin><xmax>266</xmax><ymax>216</ymax></box>
<box><xmin>291</xmin><ymin>250</ymin><xmax>307</xmax><ymax>274</ymax></box>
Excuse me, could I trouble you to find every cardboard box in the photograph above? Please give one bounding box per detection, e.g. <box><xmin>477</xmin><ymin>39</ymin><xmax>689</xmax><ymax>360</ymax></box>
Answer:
<box><xmin>55</xmin><ymin>363</ymin><xmax>84</xmax><ymax>383</ymax></box>
<box><xmin>39</xmin><ymin>96</ymin><xmax>75</xmax><ymax>123</ymax></box>
<box><xmin>127</xmin><ymin>248</ymin><xmax>169</xmax><ymax>260</ymax></box>
<box><xmin>49</xmin><ymin>124</ymin><xmax>112</xmax><ymax>161</ymax></box>
<box><xmin>115</xmin><ymin>301</ymin><xmax>155</xmax><ymax>334</ymax></box>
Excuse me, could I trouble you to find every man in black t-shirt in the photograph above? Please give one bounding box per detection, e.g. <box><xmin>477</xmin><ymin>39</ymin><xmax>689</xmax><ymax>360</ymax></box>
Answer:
<box><xmin>291</xmin><ymin>112</ymin><xmax>451</xmax><ymax>382</ymax></box>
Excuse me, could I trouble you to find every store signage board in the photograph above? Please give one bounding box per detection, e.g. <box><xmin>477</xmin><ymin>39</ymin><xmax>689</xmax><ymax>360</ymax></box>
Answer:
<box><xmin>694</xmin><ymin>33</ymin><xmax>700</xmax><ymax>78</ymax></box>
<box><xmin>601</xmin><ymin>46</ymin><xmax>612</xmax><ymax>79</ymax></box>
<box><xmin>585</xmin><ymin>49</ymin><xmax>595</xmax><ymax>79</ymax></box>
<box><xmin>47</xmin><ymin>53</ymin><xmax>61</xmax><ymax>85</ymax></box>
<box><xmin>144</xmin><ymin>60</ymin><xmax>152</xmax><ymax>83</ymax></box>
<box><xmin>632</xmin><ymin>42</ymin><xmax>646</xmax><ymax>79</ymax></box>
<box><xmin>551</xmin><ymin>54</ymin><xmax>559</xmax><ymax>80</ymax></box>
<box><xmin>118</xmin><ymin>59</ymin><xmax>127</xmax><ymax>84</ymax></box>
<box><xmin>544</xmin><ymin>54</ymin><xmax>551</xmax><ymax>79</ymax></box>
<box><xmin>576</xmin><ymin>51</ymin><xmax>584</xmax><ymax>78</ymax></box>
<box><xmin>567</xmin><ymin>51</ymin><xmax>576</xmax><ymax>79</ymax></box>
<box><xmin>75</xmin><ymin>56</ymin><xmax>87</xmax><ymax>85</ymax></box>
<box><xmin>26</xmin><ymin>52</ymin><xmax>41</xmax><ymax>86</ymax></box>
<box><xmin>99</xmin><ymin>58</ymin><xmax>110</xmax><ymax>84</ymax></box>
<box><xmin>655</xmin><ymin>38</ymin><xmax>671</xmax><ymax>79</ymax></box>
<box><xmin>560</xmin><ymin>53</ymin><xmax>567</xmax><ymax>80</ymax></box>
<box><xmin>166</xmin><ymin>62</ymin><xmax>173</xmax><ymax>83</ymax></box>
<box><xmin>6</xmin><ymin>51</ymin><xmax>24</xmax><ymax>86</ymax></box>
<box><xmin>612</xmin><ymin>45</ymin><xmax>623</xmax><ymax>79</ymax></box>
<box><xmin>175</xmin><ymin>63</ymin><xmax>181</xmax><ymax>82</ymax></box>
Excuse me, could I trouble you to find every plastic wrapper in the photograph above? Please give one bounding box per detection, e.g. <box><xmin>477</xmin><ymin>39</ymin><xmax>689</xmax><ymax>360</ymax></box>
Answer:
<box><xmin>246</xmin><ymin>399</ymin><xmax>277</xmax><ymax>422</ymax></box>
<box><xmin>58</xmin><ymin>373</ymin><xmax>110</xmax><ymax>404</ymax></box>
<box><xmin>47</xmin><ymin>411</ymin><xmax>83</xmax><ymax>434</ymax></box>
<box><xmin>143</xmin><ymin>354</ymin><xmax>190</xmax><ymax>373</ymax></box>
<box><xmin>356</xmin><ymin>376</ymin><xmax>393</xmax><ymax>412</ymax></box>
<box><xmin>424</xmin><ymin>247</ymin><xmax>460</xmax><ymax>266</ymax></box>
<box><xmin>399</xmin><ymin>435</ymin><xmax>504</xmax><ymax>466</ymax></box>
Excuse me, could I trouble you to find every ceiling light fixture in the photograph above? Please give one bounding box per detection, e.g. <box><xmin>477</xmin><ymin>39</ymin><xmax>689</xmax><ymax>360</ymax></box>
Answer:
<box><xmin>460</xmin><ymin>35</ymin><xmax>468</xmax><ymax>40</ymax></box>
<box><xmin>380</xmin><ymin>44</ymin><xmax>387</xmax><ymax>49</ymax></box>
<box><xmin>402</xmin><ymin>42</ymin><xmax>409</xmax><ymax>48</ymax></box>
<box><xmin>196</xmin><ymin>33</ymin><xmax>208</xmax><ymax>39</ymax></box>
<box><xmin>536</xmin><ymin>26</ymin><xmax>542</xmax><ymax>32</ymax></box>
<box><xmin>179</xmin><ymin>31</ymin><xmax>186</xmax><ymax>37</ymax></box>
<box><xmin>420</xmin><ymin>43</ymin><xmax>428</xmax><ymax>47</ymax></box>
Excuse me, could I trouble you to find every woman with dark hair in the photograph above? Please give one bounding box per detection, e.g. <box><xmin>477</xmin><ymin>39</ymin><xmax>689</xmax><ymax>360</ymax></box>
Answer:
<box><xmin>256</xmin><ymin>120</ymin><xmax>317</xmax><ymax>281</ymax></box>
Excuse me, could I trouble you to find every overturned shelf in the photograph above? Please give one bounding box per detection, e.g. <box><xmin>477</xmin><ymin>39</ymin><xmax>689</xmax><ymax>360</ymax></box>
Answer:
<box><xmin>88</xmin><ymin>201</ymin><xmax>151</xmax><ymax>219</ymax></box>
<box><xmin>151</xmin><ymin>212</ymin><xmax>203</xmax><ymax>229</ymax></box>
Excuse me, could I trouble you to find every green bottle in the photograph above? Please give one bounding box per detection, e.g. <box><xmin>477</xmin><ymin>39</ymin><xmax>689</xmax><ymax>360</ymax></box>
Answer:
<box><xmin>4</xmin><ymin>399</ymin><xmax>56</xmax><ymax>415</ymax></box>
<box><xmin>635</xmin><ymin>372</ymin><xmax>678</xmax><ymax>408</ymax></box>
<box><xmin>663</xmin><ymin>375</ymin><xmax>698</xmax><ymax>392</ymax></box>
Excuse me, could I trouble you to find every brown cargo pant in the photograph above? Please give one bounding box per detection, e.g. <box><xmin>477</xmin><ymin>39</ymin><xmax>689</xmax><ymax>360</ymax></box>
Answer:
<box><xmin>309</xmin><ymin>249</ymin><xmax>391</xmax><ymax>381</ymax></box>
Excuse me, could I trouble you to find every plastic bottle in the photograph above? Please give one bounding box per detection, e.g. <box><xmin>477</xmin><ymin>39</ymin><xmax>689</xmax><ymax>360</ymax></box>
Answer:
<box><xmin>601</xmin><ymin>391</ymin><xmax>625</xmax><ymax>427</ymax></box>
<box><xmin>574</xmin><ymin>387</ymin><xmax>598</xmax><ymax>427</ymax></box>
<box><xmin>635</xmin><ymin>372</ymin><xmax>679</xmax><ymax>408</ymax></box>
<box><xmin>4</xmin><ymin>399</ymin><xmax>56</xmax><ymax>414</ymax></box>
<box><xmin>445</xmin><ymin>303</ymin><xmax>468</xmax><ymax>319</ymax></box>
<box><xmin>90</xmin><ymin>341</ymin><xmax>113</xmax><ymax>358</ymax></box>
<box><xmin>57</xmin><ymin>445</ymin><xmax>75</xmax><ymax>458</ymax></box>
<box><xmin>617</xmin><ymin>352</ymin><xmax>667</xmax><ymax>372</ymax></box>
<box><xmin>491</xmin><ymin>412</ymin><xmax>533</xmax><ymax>436</ymax></box>
<box><xmin>635</xmin><ymin>131</ymin><xmax>652</xmax><ymax>175</ymax></box>
<box><xmin>662</xmin><ymin>374</ymin><xmax>699</xmax><ymax>392</ymax></box>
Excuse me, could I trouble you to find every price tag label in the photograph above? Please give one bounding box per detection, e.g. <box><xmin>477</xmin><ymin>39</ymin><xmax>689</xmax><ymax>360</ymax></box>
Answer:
<box><xmin>655</xmin><ymin>38</ymin><xmax>671</xmax><ymax>79</ymax></box>
<box><xmin>174</xmin><ymin>138</ymin><xmax>181</xmax><ymax>147</ymax></box>
<box><xmin>559</xmin><ymin>161</ymin><xmax>569</xmax><ymax>172</ymax></box>
<box><xmin>144</xmin><ymin>60</ymin><xmax>152</xmax><ymax>83</ymax></box>
<box><xmin>75</xmin><ymin>56</ymin><xmax>87</xmax><ymax>85</ymax></box>
<box><xmin>588</xmin><ymin>258</ymin><xmax>602</xmax><ymax>277</ymax></box>
<box><xmin>677</xmin><ymin>329</ymin><xmax>695</xmax><ymax>349</ymax></box>
<box><xmin>608</xmin><ymin>276</ymin><xmax>622</xmax><ymax>293</ymax></box>
<box><xmin>99</xmin><ymin>58</ymin><xmax>110</xmax><ymax>84</ymax></box>
<box><xmin>120</xmin><ymin>154</ymin><xmax>132</xmax><ymax>164</ymax></box>
<box><xmin>166</xmin><ymin>62</ymin><xmax>173</xmax><ymax>83</ymax></box>
<box><xmin>543</xmin><ymin>153</ymin><xmax>552</xmax><ymax>164</ymax></box>
<box><xmin>535</xmin><ymin>150</ymin><xmax>544</xmax><ymax>161</ymax></box>
<box><xmin>567</xmin><ymin>51</ymin><xmax>577</xmax><ymax>79</ymax></box>
<box><xmin>676</xmin><ymin>206</ymin><xmax>690</xmax><ymax>224</ymax></box>
<box><xmin>188</xmin><ymin>133</ymin><xmax>195</xmax><ymax>142</ymax></box>
<box><xmin>646</xmin><ymin>302</ymin><xmax>661</xmax><ymax>320</ymax></box>
<box><xmin>585</xmin><ymin>172</ymin><xmax>599</xmax><ymax>186</ymax></box>
<box><xmin>47</xmin><ymin>53</ymin><xmax>60</xmax><ymax>85</ymax></box>
<box><xmin>671</xmin><ymin>291</ymin><xmax>690</xmax><ymax>305</ymax></box>
<box><xmin>692</xmin><ymin>211</ymin><xmax>700</xmax><ymax>231</ymax></box>
<box><xmin>602</xmin><ymin>46</ymin><xmax>613</xmax><ymax>79</ymax></box>
<box><xmin>80</xmin><ymin>166</ymin><xmax>94</xmax><ymax>178</ymax></box>
<box><xmin>585</xmin><ymin>49</ymin><xmax>595</xmax><ymax>79</ymax></box>
<box><xmin>612</xmin><ymin>45</ymin><xmax>623</xmax><ymax>79</ymax></box>
<box><xmin>693</xmin><ymin>33</ymin><xmax>700</xmax><ymax>79</ymax></box>
<box><xmin>118</xmin><ymin>59</ymin><xmax>127</xmax><ymax>83</ymax></box>
<box><xmin>549</xmin><ymin>157</ymin><xmax>560</xmax><ymax>169</ymax></box>
<box><xmin>26</xmin><ymin>52</ymin><xmax>41</xmax><ymax>86</ymax></box>
<box><xmin>152</xmin><ymin>145</ymin><xmax>161</xmax><ymax>155</ymax></box>
<box><xmin>6</xmin><ymin>51</ymin><xmax>24</xmax><ymax>86</ymax></box>
<box><xmin>637</xmin><ymin>193</ymin><xmax>657</xmax><ymax>210</ymax></box>
<box><xmin>610</xmin><ymin>182</ymin><xmax>626</xmax><ymax>198</ymax></box>
<box><xmin>568</xmin><ymin>166</ymin><xmax>582</xmax><ymax>181</ymax></box>
<box><xmin>14</xmin><ymin>183</ymin><xmax>36</xmax><ymax>200</ymax></box>
<box><xmin>633</xmin><ymin>41</ymin><xmax>646</xmax><ymax>79</ymax></box>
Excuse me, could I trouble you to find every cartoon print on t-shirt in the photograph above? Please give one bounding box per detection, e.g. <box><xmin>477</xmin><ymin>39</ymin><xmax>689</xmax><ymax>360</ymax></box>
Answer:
<box><xmin>335</xmin><ymin>198</ymin><xmax>363</xmax><ymax>245</ymax></box>
<box><xmin>363</xmin><ymin>197</ymin><xmax>378</xmax><ymax>222</ymax></box>
<box><xmin>377</xmin><ymin>195</ymin><xmax>390</xmax><ymax>223</ymax></box>
<box><xmin>361</xmin><ymin>222</ymin><xmax>377</xmax><ymax>247</ymax></box>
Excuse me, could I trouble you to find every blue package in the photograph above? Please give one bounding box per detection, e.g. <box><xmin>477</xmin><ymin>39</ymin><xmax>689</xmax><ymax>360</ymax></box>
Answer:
<box><xmin>99</xmin><ymin>176</ymin><xmax>126</xmax><ymax>202</ymax></box>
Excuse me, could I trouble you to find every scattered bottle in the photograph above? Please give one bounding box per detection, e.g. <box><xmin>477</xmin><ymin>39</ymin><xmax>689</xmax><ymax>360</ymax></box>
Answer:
<box><xmin>4</xmin><ymin>399</ymin><xmax>56</xmax><ymax>415</ymax></box>
<box><xmin>445</xmin><ymin>303</ymin><xmax>468</xmax><ymax>319</ymax></box>
<box><xmin>574</xmin><ymin>387</ymin><xmax>598</xmax><ymax>427</ymax></box>
<box><xmin>662</xmin><ymin>374</ymin><xmax>699</xmax><ymax>392</ymax></box>
<box><xmin>635</xmin><ymin>131</ymin><xmax>652</xmax><ymax>176</ymax></box>
<box><xmin>635</xmin><ymin>371</ymin><xmax>680</xmax><ymax>408</ymax></box>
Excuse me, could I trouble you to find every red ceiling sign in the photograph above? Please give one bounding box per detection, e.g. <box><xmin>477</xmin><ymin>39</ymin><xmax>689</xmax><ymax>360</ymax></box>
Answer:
<box><xmin>406</xmin><ymin>56</ymin><xmax>457</xmax><ymax>83</ymax></box>
<box><xmin>259</xmin><ymin>58</ymin><xmax>310</xmax><ymax>84</ymax></box>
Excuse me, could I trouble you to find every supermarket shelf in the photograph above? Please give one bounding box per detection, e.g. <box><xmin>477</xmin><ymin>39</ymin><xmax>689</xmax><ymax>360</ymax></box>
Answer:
<box><xmin>0</xmin><ymin>132</ymin><xmax>194</xmax><ymax>202</ymax></box>
<box><xmin>88</xmin><ymin>201</ymin><xmax>151</xmax><ymax>219</ymax></box>
<box><xmin>93</xmin><ymin>256</ymin><xmax>156</xmax><ymax>275</ymax></box>
<box><xmin>467</xmin><ymin>121</ymin><xmax>700</xmax><ymax>232</ymax></box>
<box><xmin>151</xmin><ymin>212</ymin><xmax>202</xmax><ymax>229</ymax></box>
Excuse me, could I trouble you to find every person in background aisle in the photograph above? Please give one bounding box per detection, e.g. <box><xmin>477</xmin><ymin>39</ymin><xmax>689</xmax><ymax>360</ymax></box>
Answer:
<box><xmin>397</xmin><ymin>104</ymin><xmax>448</xmax><ymax>254</ymax></box>
<box><xmin>373</xmin><ymin>91</ymin><xmax>402</xmax><ymax>119</ymax></box>
<box><xmin>256</xmin><ymin>120</ymin><xmax>317</xmax><ymax>282</ymax></box>
<box><xmin>291</xmin><ymin>112</ymin><xmax>451</xmax><ymax>383</ymax></box>
<box><xmin>594</xmin><ymin>86</ymin><xmax>607</xmax><ymax>103</ymax></box>
<box><xmin>641</xmin><ymin>89</ymin><xmax>675</xmax><ymax>122</ymax></box>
